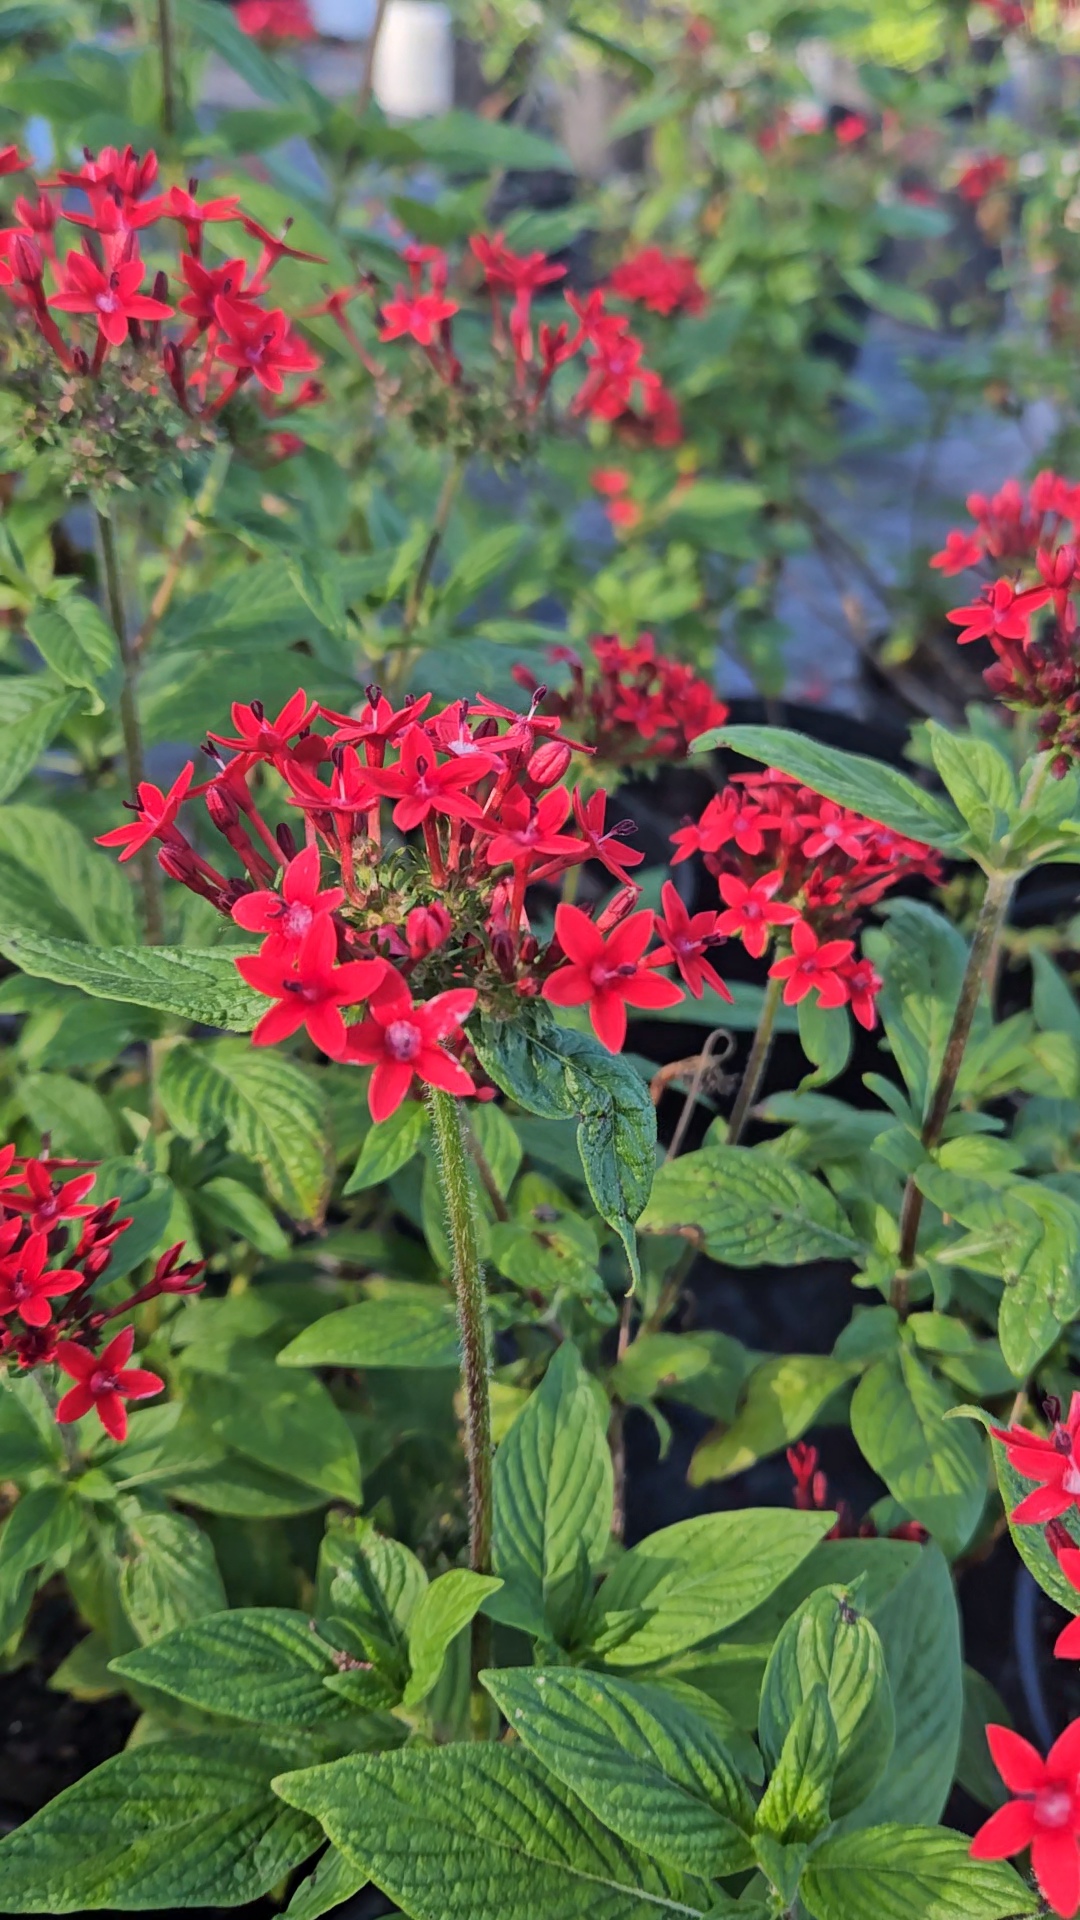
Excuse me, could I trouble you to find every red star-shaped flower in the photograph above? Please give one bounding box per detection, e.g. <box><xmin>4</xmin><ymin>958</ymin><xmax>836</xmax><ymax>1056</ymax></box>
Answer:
<box><xmin>972</xmin><ymin>1720</ymin><xmax>1080</xmax><ymax>1918</ymax></box>
<box><xmin>768</xmin><ymin>918</ymin><xmax>854</xmax><ymax>1009</ymax></box>
<box><xmin>542</xmin><ymin>903</ymin><xmax>683</xmax><ymax>1051</ymax></box>
<box><xmin>649</xmin><ymin>882</ymin><xmax>732</xmax><ymax>1001</ymax></box>
<box><xmin>236</xmin><ymin>914</ymin><xmax>387</xmax><ymax>1053</ymax></box>
<box><xmin>55</xmin><ymin>1325</ymin><xmax>164</xmax><ymax>1443</ymax></box>
<box><xmin>342</xmin><ymin>984</ymin><xmax>477</xmax><ymax>1121</ymax></box>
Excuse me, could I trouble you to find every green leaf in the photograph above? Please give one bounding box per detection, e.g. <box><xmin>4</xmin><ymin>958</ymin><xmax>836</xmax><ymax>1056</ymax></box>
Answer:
<box><xmin>272</xmin><ymin>1744</ymin><xmax>705</xmax><ymax>1920</ymax></box>
<box><xmin>472</xmin><ymin>1011</ymin><xmax>656</xmax><ymax>1283</ymax></box>
<box><xmin>758</xmin><ymin>1586</ymin><xmax>894</xmax><ymax>1819</ymax></box>
<box><xmin>491</xmin><ymin>1341</ymin><xmax>612</xmax><ymax>1642</ymax></box>
<box><xmin>411</xmin><ymin>110</ymin><xmax>573</xmax><ymax>172</ymax></box>
<box><xmin>190</xmin><ymin>1366</ymin><xmax>361</xmax><ymax>1505</ymax></box>
<box><xmin>0</xmin><ymin>932</ymin><xmax>262</xmax><ymax>1028</ymax></box>
<box><xmin>111</xmin><ymin>1608</ymin><xmax>354</xmax><ymax>1728</ymax></box>
<box><xmin>640</xmin><ymin>1144</ymin><xmax>863</xmax><ymax>1266</ymax></box>
<box><xmin>26</xmin><ymin>596</ymin><xmax>120</xmax><ymax>707</ymax></box>
<box><xmin>158</xmin><ymin>1040</ymin><xmax>330</xmax><ymax>1222</ymax></box>
<box><xmin>482</xmin><ymin>1667</ymin><xmax>754</xmax><ymax>1877</ymax></box>
<box><xmin>588</xmin><ymin>1511</ymin><xmax>834</xmax><ymax>1669</ymax></box>
<box><xmin>0</xmin><ymin>804</ymin><xmax>137</xmax><ymax>944</ymax></box>
<box><xmin>403</xmin><ymin>1570</ymin><xmax>503</xmax><ymax>1707</ymax></box>
<box><xmin>612</xmin><ymin>1330</ymin><xmax>750</xmax><ymax>1424</ymax></box>
<box><xmin>755</xmin><ymin>1686</ymin><xmax>839</xmax><ymax>1843</ymax></box>
<box><xmin>18</xmin><ymin>1070</ymin><xmax>120</xmax><ymax>1158</ymax></box>
<box><xmin>958</xmin><ymin>1666</ymin><xmax>1011</xmax><ymax>1810</ymax></box>
<box><xmin>0</xmin><ymin>692</ymin><xmax>81</xmax><ymax>803</ymax></box>
<box><xmin>866</xmin><ymin>903</ymin><xmax>969</xmax><ymax>1118</ymax></box>
<box><xmin>840</xmin><ymin>1544</ymin><xmax>962</xmax><ymax>1829</ymax></box>
<box><xmin>925</xmin><ymin>726</ymin><xmax>1017</xmax><ymax>849</ymax></box>
<box><xmin>850</xmin><ymin>1351</ymin><xmax>985</xmax><ymax>1558</ymax></box>
<box><xmin>1031</xmin><ymin>950</ymin><xmax>1080</xmax><ymax>1047</ymax></box>
<box><xmin>277</xmin><ymin>1297</ymin><xmax>460</xmax><ymax>1369</ymax></box>
<box><xmin>116</xmin><ymin>1506</ymin><xmax>226</xmax><ymax>1644</ymax></box>
<box><xmin>799</xmin><ymin>1825</ymin><xmax>1036</xmax><ymax>1920</ymax></box>
<box><xmin>0</xmin><ymin>1486</ymin><xmax>86</xmax><ymax>1587</ymax></box>
<box><xmin>173</xmin><ymin>0</ymin><xmax>312</xmax><ymax>104</ymax></box>
<box><xmin>343</xmin><ymin>1103</ymin><xmax>428</xmax><ymax>1192</ymax></box>
<box><xmin>283</xmin><ymin>1846</ymin><xmax>367</xmax><ymax>1920</ymax></box>
<box><xmin>841</xmin><ymin>264</ymin><xmax>938</xmax><ymax>330</ymax></box>
<box><xmin>696</xmin><ymin>727</ymin><xmax>967</xmax><ymax>853</ymax></box>
<box><xmin>798</xmin><ymin>996</ymin><xmax>852</xmax><ymax>1090</ymax></box>
<box><xmin>0</xmin><ymin>1735</ymin><xmax>320</xmax><ymax>1912</ymax></box>
<box><xmin>195</xmin><ymin>1174</ymin><xmax>289</xmax><ymax>1257</ymax></box>
<box><xmin>689</xmin><ymin>1355</ymin><xmax>857</xmax><ymax>1486</ymax></box>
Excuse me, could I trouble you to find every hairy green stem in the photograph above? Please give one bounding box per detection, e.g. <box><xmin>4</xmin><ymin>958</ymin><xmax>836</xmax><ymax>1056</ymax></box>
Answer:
<box><xmin>427</xmin><ymin>1087</ymin><xmax>493</xmax><ymax>1721</ymax></box>
<box><xmin>157</xmin><ymin>0</ymin><xmax>178</xmax><ymax>135</ymax></box>
<box><xmin>96</xmin><ymin>510</ymin><xmax>164</xmax><ymax>946</ymax></box>
<box><xmin>404</xmin><ymin>456</ymin><xmax>466</xmax><ymax>634</ymax></box>
<box><xmin>891</xmin><ymin>865</ymin><xmax>1017</xmax><ymax>1313</ymax></box>
<box><xmin>726</xmin><ymin>971</ymin><xmax>783</xmax><ymax>1144</ymax></box>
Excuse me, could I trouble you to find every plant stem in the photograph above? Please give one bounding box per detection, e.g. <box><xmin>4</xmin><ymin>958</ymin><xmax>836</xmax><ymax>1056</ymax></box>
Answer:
<box><xmin>403</xmin><ymin>456</ymin><xmax>466</xmax><ymax>636</ymax></box>
<box><xmin>357</xmin><ymin>0</ymin><xmax>390</xmax><ymax>114</ymax></box>
<box><xmin>427</xmin><ymin>1087</ymin><xmax>494</xmax><ymax>1721</ymax></box>
<box><xmin>727</xmin><ymin>972</ymin><xmax>783</xmax><ymax>1144</ymax></box>
<box><xmin>891</xmin><ymin>865</ymin><xmax>1017</xmax><ymax>1313</ymax></box>
<box><xmin>157</xmin><ymin>0</ymin><xmax>178</xmax><ymax>136</ymax></box>
<box><xmin>96</xmin><ymin>510</ymin><xmax>164</xmax><ymax>946</ymax></box>
<box><xmin>132</xmin><ymin>443</ymin><xmax>232</xmax><ymax>659</ymax></box>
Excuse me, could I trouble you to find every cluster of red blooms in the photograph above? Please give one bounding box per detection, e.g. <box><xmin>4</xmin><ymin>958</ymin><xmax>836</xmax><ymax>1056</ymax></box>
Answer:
<box><xmin>670</xmin><ymin>770</ymin><xmax>940</xmax><ymax>1028</ymax></box>
<box><xmin>968</xmin><ymin>1395</ymin><xmax>1080</xmax><ymax>1915</ymax></box>
<box><xmin>957</xmin><ymin>155</ymin><xmax>1010</xmax><ymax>203</ymax></box>
<box><xmin>932</xmin><ymin>471</ymin><xmax>1080</xmax><ymax>772</ymax></box>
<box><xmin>787</xmin><ymin>1442</ymin><xmax>927</xmax><ymax>1543</ymax></box>
<box><xmin>0</xmin><ymin>141</ymin><xmax>322</xmax><ymax>423</ymax></box>
<box><xmin>320</xmin><ymin>234</ymin><xmax>682</xmax><ymax>452</ymax></box>
<box><xmin>512</xmin><ymin>633</ymin><xmax>728</xmax><ymax>766</ymax></box>
<box><xmin>95</xmin><ymin>684</ymin><xmax>727</xmax><ymax>1106</ymax></box>
<box><xmin>0</xmin><ymin>1146</ymin><xmax>202</xmax><ymax>1442</ymax></box>
<box><xmin>234</xmin><ymin>0</ymin><xmax>315</xmax><ymax>41</ymax></box>
<box><xmin>605</xmin><ymin>248</ymin><xmax>706</xmax><ymax>319</ymax></box>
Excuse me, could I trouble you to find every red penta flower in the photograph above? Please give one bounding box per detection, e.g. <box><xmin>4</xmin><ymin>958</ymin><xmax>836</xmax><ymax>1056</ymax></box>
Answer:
<box><xmin>930</xmin><ymin>529</ymin><xmax>983</xmax><ymax>575</ymax></box>
<box><xmin>214</xmin><ymin>298</ymin><xmax>320</xmax><ymax>395</ymax></box>
<box><xmin>542</xmin><ymin>903</ymin><xmax>683</xmax><ymax>1051</ymax></box>
<box><xmin>0</xmin><ymin>1233</ymin><xmax>82</xmax><ymax>1328</ymax></box>
<box><xmin>972</xmin><ymin>1721</ymin><xmax>1080</xmax><ymax>1918</ymax></box>
<box><xmin>343</xmin><ymin>985</ymin><xmax>477</xmax><ymax>1121</ymax></box>
<box><xmin>839</xmin><ymin>956</ymin><xmax>883</xmax><ymax>1030</ymax></box>
<box><xmin>8</xmin><ymin>1160</ymin><xmax>97</xmax><ymax>1231</ymax></box>
<box><xmin>714</xmin><ymin>871</ymin><xmax>800</xmax><ymax>959</ymax></box>
<box><xmin>991</xmin><ymin>1394</ymin><xmax>1080</xmax><ymax>1523</ymax></box>
<box><xmin>797</xmin><ymin>799</ymin><xmax>867</xmax><ymax>860</ymax></box>
<box><xmin>209</xmin><ymin>690</ymin><xmax>318</xmax><ymax>761</ymax></box>
<box><xmin>470</xmin><ymin>233</ymin><xmax>566</xmax><ymax>296</ymax></box>
<box><xmin>607</xmin><ymin>247</ymin><xmax>706</xmax><ymax>317</ymax></box>
<box><xmin>1053</xmin><ymin>1544</ymin><xmax>1080</xmax><ymax>1660</ymax></box>
<box><xmin>650</xmin><ymin>882</ymin><xmax>732</xmax><ymax>1001</ymax></box>
<box><xmin>47</xmin><ymin>249</ymin><xmax>173</xmax><ymax>347</ymax></box>
<box><xmin>96</xmin><ymin>763</ymin><xmax>194</xmax><ymax>861</ymax></box>
<box><xmin>947</xmin><ymin>576</ymin><xmax>1051</xmax><ymax>646</ymax></box>
<box><xmin>570</xmin><ymin>789</ymin><xmax>645</xmax><ymax>884</ymax></box>
<box><xmin>236</xmin><ymin>915</ymin><xmax>388</xmax><ymax>1052</ymax></box>
<box><xmin>363</xmin><ymin>725</ymin><xmax>493</xmax><ymax>830</ymax></box>
<box><xmin>484</xmin><ymin>789</ymin><xmax>583</xmax><ymax>869</ymax></box>
<box><xmin>235</xmin><ymin>0</ymin><xmax>316</xmax><ymax>40</ymax></box>
<box><xmin>378</xmin><ymin>288</ymin><xmax>458</xmax><ymax>346</ymax></box>
<box><xmin>958</xmin><ymin>155</ymin><xmax>1009</xmax><ymax>203</ymax></box>
<box><xmin>769</xmin><ymin>918</ymin><xmax>855</xmax><ymax>1009</ymax></box>
<box><xmin>834</xmin><ymin>112</ymin><xmax>869</xmax><ymax>144</ymax></box>
<box><xmin>0</xmin><ymin>146</ymin><xmax>28</xmax><ymax>177</ymax></box>
<box><xmin>55</xmin><ymin>1325</ymin><xmax>164</xmax><ymax>1443</ymax></box>
<box><xmin>232</xmin><ymin>844</ymin><xmax>344</xmax><ymax>949</ymax></box>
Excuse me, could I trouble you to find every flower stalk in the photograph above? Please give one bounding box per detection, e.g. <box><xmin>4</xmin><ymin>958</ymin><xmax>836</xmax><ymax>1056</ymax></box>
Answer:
<box><xmin>891</xmin><ymin>864</ymin><xmax>1017</xmax><ymax>1312</ymax></box>
<box><xmin>157</xmin><ymin>0</ymin><xmax>178</xmax><ymax>136</ymax></box>
<box><xmin>727</xmin><ymin>970</ymin><xmax>784</xmax><ymax>1144</ymax></box>
<box><xmin>427</xmin><ymin>1085</ymin><xmax>493</xmax><ymax>1720</ymax></box>
<box><xmin>95</xmin><ymin>510</ymin><xmax>164</xmax><ymax>947</ymax></box>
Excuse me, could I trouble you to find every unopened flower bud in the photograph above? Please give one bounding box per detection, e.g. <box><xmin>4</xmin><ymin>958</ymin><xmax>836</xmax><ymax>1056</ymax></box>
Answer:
<box><xmin>406</xmin><ymin>903</ymin><xmax>452</xmax><ymax>958</ymax></box>
<box><xmin>527</xmin><ymin>739</ymin><xmax>571</xmax><ymax>788</ymax></box>
<box><xmin>206</xmin><ymin>784</ymin><xmax>240</xmax><ymax>832</ymax></box>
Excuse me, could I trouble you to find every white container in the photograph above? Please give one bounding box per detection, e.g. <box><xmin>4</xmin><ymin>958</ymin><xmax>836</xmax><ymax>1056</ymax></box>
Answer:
<box><xmin>373</xmin><ymin>0</ymin><xmax>454</xmax><ymax>119</ymax></box>
<box><xmin>309</xmin><ymin>0</ymin><xmax>375</xmax><ymax>37</ymax></box>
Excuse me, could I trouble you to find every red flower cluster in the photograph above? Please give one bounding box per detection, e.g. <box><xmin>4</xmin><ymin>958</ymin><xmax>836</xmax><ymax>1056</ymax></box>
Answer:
<box><xmin>973</xmin><ymin>1721</ymin><xmax>1080</xmax><ymax>1918</ymax></box>
<box><xmin>320</xmin><ymin>233</ymin><xmax>682</xmax><ymax>451</ymax></box>
<box><xmin>787</xmin><ymin>1441</ymin><xmax>928</xmax><ymax>1543</ymax></box>
<box><xmin>0</xmin><ymin>143</ymin><xmax>322</xmax><ymax>420</ymax></box>
<box><xmin>672</xmin><ymin>770</ymin><xmax>940</xmax><ymax>1027</ymax></box>
<box><xmin>935</xmin><ymin>472</ymin><xmax>1080</xmax><ymax>770</ymax></box>
<box><xmin>606</xmin><ymin>247</ymin><xmax>706</xmax><ymax>318</ymax></box>
<box><xmin>513</xmin><ymin>633</ymin><xmax>728</xmax><ymax>766</ymax></box>
<box><xmin>97</xmin><ymin>685</ymin><xmax>711</xmax><ymax>1107</ymax></box>
<box><xmin>590</xmin><ymin>466</ymin><xmax>642</xmax><ymax>532</ymax></box>
<box><xmin>234</xmin><ymin>0</ymin><xmax>315</xmax><ymax>40</ymax></box>
<box><xmin>957</xmin><ymin>155</ymin><xmax>1010</xmax><ymax>203</ymax></box>
<box><xmin>992</xmin><ymin>1393</ymin><xmax>1080</xmax><ymax>1525</ymax></box>
<box><xmin>0</xmin><ymin>1146</ymin><xmax>202</xmax><ymax>1441</ymax></box>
